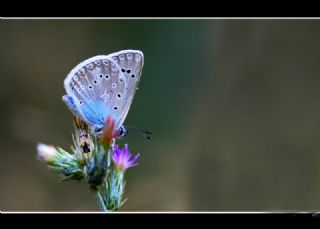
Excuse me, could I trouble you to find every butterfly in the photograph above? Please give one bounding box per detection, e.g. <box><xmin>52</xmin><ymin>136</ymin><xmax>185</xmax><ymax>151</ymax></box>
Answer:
<box><xmin>62</xmin><ymin>50</ymin><xmax>144</xmax><ymax>138</ymax></box>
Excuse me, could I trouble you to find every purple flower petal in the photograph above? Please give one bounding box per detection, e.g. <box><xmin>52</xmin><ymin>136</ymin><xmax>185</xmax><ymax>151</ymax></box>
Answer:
<box><xmin>112</xmin><ymin>145</ymin><xmax>140</xmax><ymax>171</ymax></box>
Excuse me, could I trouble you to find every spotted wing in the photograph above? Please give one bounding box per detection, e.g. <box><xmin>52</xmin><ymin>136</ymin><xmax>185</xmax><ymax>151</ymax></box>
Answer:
<box><xmin>108</xmin><ymin>50</ymin><xmax>144</xmax><ymax>126</ymax></box>
<box><xmin>63</xmin><ymin>55</ymin><xmax>128</xmax><ymax>130</ymax></box>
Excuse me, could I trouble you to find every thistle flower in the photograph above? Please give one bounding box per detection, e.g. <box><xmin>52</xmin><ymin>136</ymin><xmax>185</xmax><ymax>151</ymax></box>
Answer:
<box><xmin>37</xmin><ymin>143</ymin><xmax>57</xmax><ymax>162</ymax></box>
<box><xmin>37</xmin><ymin>143</ymin><xmax>83</xmax><ymax>181</ymax></box>
<box><xmin>112</xmin><ymin>144</ymin><xmax>140</xmax><ymax>171</ymax></box>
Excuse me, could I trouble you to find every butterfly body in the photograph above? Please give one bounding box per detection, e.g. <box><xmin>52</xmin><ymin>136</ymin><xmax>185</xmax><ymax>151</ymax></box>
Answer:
<box><xmin>63</xmin><ymin>50</ymin><xmax>144</xmax><ymax>136</ymax></box>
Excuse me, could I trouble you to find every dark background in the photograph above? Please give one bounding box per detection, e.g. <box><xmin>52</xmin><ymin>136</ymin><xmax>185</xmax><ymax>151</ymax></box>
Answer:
<box><xmin>1</xmin><ymin>19</ymin><xmax>320</xmax><ymax>211</ymax></box>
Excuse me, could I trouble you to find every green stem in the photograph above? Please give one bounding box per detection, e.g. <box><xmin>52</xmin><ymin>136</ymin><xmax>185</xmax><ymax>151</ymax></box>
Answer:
<box><xmin>95</xmin><ymin>190</ymin><xmax>108</xmax><ymax>212</ymax></box>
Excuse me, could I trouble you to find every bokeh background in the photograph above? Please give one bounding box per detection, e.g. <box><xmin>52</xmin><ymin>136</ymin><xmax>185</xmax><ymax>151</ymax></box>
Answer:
<box><xmin>2</xmin><ymin>19</ymin><xmax>320</xmax><ymax>211</ymax></box>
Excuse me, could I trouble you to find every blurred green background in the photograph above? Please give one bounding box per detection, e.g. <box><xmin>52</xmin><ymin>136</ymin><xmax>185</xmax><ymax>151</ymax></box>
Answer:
<box><xmin>2</xmin><ymin>19</ymin><xmax>320</xmax><ymax>211</ymax></box>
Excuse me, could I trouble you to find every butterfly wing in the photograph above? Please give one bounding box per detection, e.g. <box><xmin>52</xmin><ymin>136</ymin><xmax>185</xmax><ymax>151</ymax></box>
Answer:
<box><xmin>63</xmin><ymin>55</ymin><xmax>128</xmax><ymax>130</ymax></box>
<box><xmin>108</xmin><ymin>50</ymin><xmax>144</xmax><ymax>127</ymax></box>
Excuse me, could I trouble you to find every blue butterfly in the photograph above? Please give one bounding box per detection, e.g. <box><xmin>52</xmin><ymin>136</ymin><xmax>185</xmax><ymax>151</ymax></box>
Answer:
<box><xmin>62</xmin><ymin>50</ymin><xmax>144</xmax><ymax>137</ymax></box>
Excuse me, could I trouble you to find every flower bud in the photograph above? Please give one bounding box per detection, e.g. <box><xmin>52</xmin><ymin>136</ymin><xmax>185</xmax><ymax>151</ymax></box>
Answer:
<box><xmin>37</xmin><ymin>143</ymin><xmax>57</xmax><ymax>162</ymax></box>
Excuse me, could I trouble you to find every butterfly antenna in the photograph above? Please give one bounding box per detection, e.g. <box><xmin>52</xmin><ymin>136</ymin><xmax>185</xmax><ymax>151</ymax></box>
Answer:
<box><xmin>125</xmin><ymin>125</ymin><xmax>153</xmax><ymax>140</ymax></box>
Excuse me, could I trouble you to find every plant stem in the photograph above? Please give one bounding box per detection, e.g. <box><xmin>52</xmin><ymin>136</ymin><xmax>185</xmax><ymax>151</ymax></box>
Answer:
<box><xmin>95</xmin><ymin>190</ymin><xmax>108</xmax><ymax>212</ymax></box>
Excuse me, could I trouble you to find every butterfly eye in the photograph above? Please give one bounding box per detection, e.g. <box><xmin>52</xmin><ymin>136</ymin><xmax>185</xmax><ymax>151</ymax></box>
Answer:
<box><xmin>88</xmin><ymin>85</ymin><xmax>93</xmax><ymax>89</ymax></box>
<box><xmin>117</xmin><ymin>93</ymin><xmax>122</xmax><ymax>98</ymax></box>
<box><xmin>121</xmin><ymin>68</ymin><xmax>125</xmax><ymax>73</ymax></box>
<box><xmin>119</xmin><ymin>126</ymin><xmax>127</xmax><ymax>137</ymax></box>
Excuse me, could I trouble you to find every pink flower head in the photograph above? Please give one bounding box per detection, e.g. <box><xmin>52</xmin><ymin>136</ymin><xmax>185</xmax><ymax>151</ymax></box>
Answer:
<box><xmin>101</xmin><ymin>116</ymin><xmax>116</xmax><ymax>145</ymax></box>
<box><xmin>112</xmin><ymin>144</ymin><xmax>140</xmax><ymax>171</ymax></box>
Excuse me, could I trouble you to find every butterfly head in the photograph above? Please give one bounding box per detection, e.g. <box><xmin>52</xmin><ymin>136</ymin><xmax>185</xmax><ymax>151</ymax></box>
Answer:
<box><xmin>93</xmin><ymin>124</ymin><xmax>127</xmax><ymax>139</ymax></box>
<box><xmin>115</xmin><ymin>125</ymin><xmax>128</xmax><ymax>139</ymax></box>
